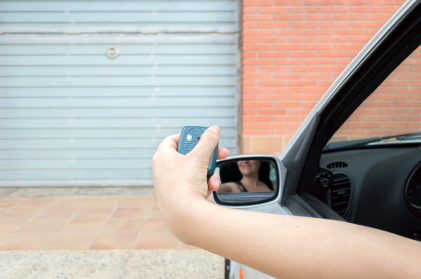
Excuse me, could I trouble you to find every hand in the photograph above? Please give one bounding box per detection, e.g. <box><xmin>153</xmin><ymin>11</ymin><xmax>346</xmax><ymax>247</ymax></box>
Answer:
<box><xmin>152</xmin><ymin>126</ymin><xmax>229</xmax><ymax>230</ymax></box>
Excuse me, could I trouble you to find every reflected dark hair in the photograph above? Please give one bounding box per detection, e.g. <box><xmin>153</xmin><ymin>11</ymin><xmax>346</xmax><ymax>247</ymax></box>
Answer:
<box><xmin>219</xmin><ymin>160</ymin><xmax>274</xmax><ymax>191</ymax></box>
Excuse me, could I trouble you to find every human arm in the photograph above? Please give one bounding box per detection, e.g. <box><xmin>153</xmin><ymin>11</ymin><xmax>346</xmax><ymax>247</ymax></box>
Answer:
<box><xmin>152</xmin><ymin>126</ymin><xmax>421</xmax><ymax>279</ymax></box>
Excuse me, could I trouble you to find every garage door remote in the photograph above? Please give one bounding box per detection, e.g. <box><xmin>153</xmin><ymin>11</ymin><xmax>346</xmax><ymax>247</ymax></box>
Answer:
<box><xmin>177</xmin><ymin>126</ymin><xmax>218</xmax><ymax>178</ymax></box>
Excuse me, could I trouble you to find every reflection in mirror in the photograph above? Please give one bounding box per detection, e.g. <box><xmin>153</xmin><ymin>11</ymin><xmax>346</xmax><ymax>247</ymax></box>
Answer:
<box><xmin>214</xmin><ymin>158</ymin><xmax>278</xmax><ymax>205</ymax></box>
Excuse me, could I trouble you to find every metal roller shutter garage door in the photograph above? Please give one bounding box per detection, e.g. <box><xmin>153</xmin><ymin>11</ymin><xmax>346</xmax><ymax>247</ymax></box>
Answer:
<box><xmin>0</xmin><ymin>0</ymin><xmax>240</xmax><ymax>187</ymax></box>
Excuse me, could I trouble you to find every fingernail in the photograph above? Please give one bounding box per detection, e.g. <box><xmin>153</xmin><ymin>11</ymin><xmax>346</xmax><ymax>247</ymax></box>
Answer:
<box><xmin>210</xmin><ymin>125</ymin><xmax>220</xmax><ymax>135</ymax></box>
<box><xmin>215</xmin><ymin>179</ymin><xmax>220</xmax><ymax>186</ymax></box>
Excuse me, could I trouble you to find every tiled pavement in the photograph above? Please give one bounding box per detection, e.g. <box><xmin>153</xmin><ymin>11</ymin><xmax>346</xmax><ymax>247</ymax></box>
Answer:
<box><xmin>0</xmin><ymin>187</ymin><xmax>196</xmax><ymax>251</ymax></box>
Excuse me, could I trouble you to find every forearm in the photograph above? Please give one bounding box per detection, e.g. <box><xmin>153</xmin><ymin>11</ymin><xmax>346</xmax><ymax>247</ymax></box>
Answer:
<box><xmin>165</xmin><ymin>196</ymin><xmax>421</xmax><ymax>279</ymax></box>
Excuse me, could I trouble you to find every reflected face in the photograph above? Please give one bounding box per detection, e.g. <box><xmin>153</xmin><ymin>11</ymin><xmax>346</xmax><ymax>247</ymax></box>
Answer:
<box><xmin>237</xmin><ymin>160</ymin><xmax>261</xmax><ymax>176</ymax></box>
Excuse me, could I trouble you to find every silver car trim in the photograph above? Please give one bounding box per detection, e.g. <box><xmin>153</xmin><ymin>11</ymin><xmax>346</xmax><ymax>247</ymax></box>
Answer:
<box><xmin>279</xmin><ymin>0</ymin><xmax>418</xmax><ymax>161</ymax></box>
<box><xmin>212</xmin><ymin>154</ymin><xmax>286</xmax><ymax>209</ymax></box>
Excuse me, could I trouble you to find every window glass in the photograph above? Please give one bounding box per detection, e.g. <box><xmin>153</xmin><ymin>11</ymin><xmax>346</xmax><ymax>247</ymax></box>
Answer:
<box><xmin>329</xmin><ymin>46</ymin><xmax>421</xmax><ymax>144</ymax></box>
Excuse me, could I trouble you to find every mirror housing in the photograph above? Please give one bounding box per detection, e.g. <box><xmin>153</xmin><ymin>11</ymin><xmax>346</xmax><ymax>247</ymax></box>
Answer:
<box><xmin>212</xmin><ymin>155</ymin><xmax>286</xmax><ymax>208</ymax></box>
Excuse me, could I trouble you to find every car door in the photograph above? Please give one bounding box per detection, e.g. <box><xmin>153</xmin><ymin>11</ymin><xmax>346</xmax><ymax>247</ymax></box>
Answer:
<box><xmin>213</xmin><ymin>1</ymin><xmax>421</xmax><ymax>278</ymax></box>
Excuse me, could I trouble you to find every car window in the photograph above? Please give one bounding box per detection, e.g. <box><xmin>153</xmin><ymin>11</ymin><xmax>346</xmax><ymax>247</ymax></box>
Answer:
<box><xmin>328</xmin><ymin>46</ymin><xmax>421</xmax><ymax>145</ymax></box>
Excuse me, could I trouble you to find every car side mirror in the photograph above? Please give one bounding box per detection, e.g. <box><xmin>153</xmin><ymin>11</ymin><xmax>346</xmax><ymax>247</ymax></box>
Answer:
<box><xmin>212</xmin><ymin>155</ymin><xmax>284</xmax><ymax>207</ymax></box>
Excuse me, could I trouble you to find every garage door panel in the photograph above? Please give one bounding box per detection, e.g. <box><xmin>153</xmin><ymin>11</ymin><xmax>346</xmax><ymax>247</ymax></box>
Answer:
<box><xmin>0</xmin><ymin>87</ymin><xmax>235</xmax><ymax>98</ymax></box>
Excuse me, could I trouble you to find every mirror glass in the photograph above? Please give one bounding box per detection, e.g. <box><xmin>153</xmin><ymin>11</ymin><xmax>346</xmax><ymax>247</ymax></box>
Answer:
<box><xmin>213</xmin><ymin>158</ymin><xmax>278</xmax><ymax>205</ymax></box>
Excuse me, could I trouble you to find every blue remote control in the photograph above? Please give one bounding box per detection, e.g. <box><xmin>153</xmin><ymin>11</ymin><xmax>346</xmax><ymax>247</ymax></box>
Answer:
<box><xmin>177</xmin><ymin>126</ymin><xmax>218</xmax><ymax>178</ymax></box>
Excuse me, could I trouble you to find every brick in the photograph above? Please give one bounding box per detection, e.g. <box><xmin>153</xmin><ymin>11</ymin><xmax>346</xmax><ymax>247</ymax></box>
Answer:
<box><xmin>364</xmin><ymin>115</ymin><xmax>392</xmax><ymax>121</ymax></box>
<box><xmin>288</xmin><ymin>108</ymin><xmax>312</xmax><ymax>114</ymax></box>
<box><xmin>353</xmin><ymin>108</ymin><xmax>378</xmax><ymax>115</ymax></box>
<box><xmin>243</xmin><ymin>123</ymin><xmax>257</xmax><ymax>130</ymax></box>
<box><xmin>243</xmin><ymin>87</ymin><xmax>272</xmax><ymax>94</ymax></box>
<box><xmin>366</xmin><ymin>28</ymin><xmax>381</xmax><ymax>35</ymax></box>
<box><xmin>367</xmin><ymin>14</ymin><xmax>394</xmax><ymax>20</ymax></box>
<box><xmin>274</xmin><ymin>87</ymin><xmax>302</xmax><ymax>94</ymax></box>
<box><xmin>364</xmin><ymin>101</ymin><xmax>393</xmax><ymax>107</ymax></box>
<box><xmin>273</xmin><ymin>101</ymin><xmax>302</xmax><ymax>107</ymax></box>
<box><xmin>320</xmin><ymin>66</ymin><xmax>347</xmax><ymax>72</ymax></box>
<box><xmin>259</xmin><ymin>7</ymin><xmax>288</xmax><ymax>13</ymax></box>
<box><xmin>243</xmin><ymin>7</ymin><xmax>258</xmax><ymax>13</ymax></box>
<box><xmin>259</xmin><ymin>66</ymin><xmax>288</xmax><ymax>72</ymax></box>
<box><xmin>352</xmin><ymin>7</ymin><xmax>381</xmax><ymax>13</ymax></box>
<box><xmin>242</xmin><ymin>80</ymin><xmax>256</xmax><ymax>87</ymax></box>
<box><xmin>243</xmin><ymin>102</ymin><xmax>272</xmax><ymax>108</ymax></box>
<box><xmin>274</xmin><ymin>14</ymin><xmax>304</xmax><ymax>21</ymax></box>
<box><xmin>243</xmin><ymin>44</ymin><xmax>273</xmax><ymax>50</ymax></box>
<box><xmin>349</xmin><ymin>123</ymin><xmax>378</xmax><ymax>129</ymax></box>
<box><xmin>367</xmin><ymin>0</ymin><xmax>398</xmax><ymax>4</ymax></box>
<box><xmin>336</xmin><ymin>14</ymin><xmax>366</xmax><ymax>21</ymax></box>
<box><xmin>242</xmin><ymin>109</ymin><xmax>256</xmax><ymax>115</ymax></box>
<box><xmin>243</xmin><ymin>130</ymin><xmax>272</xmax><ymax>136</ymax></box>
<box><xmin>259</xmin><ymin>22</ymin><xmax>289</xmax><ymax>28</ymax></box>
<box><xmin>289</xmin><ymin>22</ymin><xmax>319</xmax><ymax>28</ymax></box>
<box><xmin>243</xmin><ymin>51</ymin><xmax>257</xmax><ymax>58</ymax></box>
<box><xmin>242</xmin><ymin>66</ymin><xmax>257</xmax><ymax>72</ymax></box>
<box><xmin>320</xmin><ymin>80</ymin><xmax>335</xmax><ymax>86</ymax></box>
<box><xmin>305</xmin><ymin>29</ymin><xmax>335</xmax><ymax>36</ymax></box>
<box><xmin>336</xmin><ymin>0</ymin><xmax>366</xmax><ymax>5</ymax></box>
<box><xmin>244</xmin><ymin>14</ymin><xmax>273</xmax><ymax>21</ymax></box>
<box><xmin>289</xmin><ymin>37</ymin><xmax>319</xmax><ymax>43</ymax></box>
<box><xmin>290</xmin><ymin>51</ymin><xmax>319</xmax><ymax>57</ymax></box>
<box><xmin>305</xmin><ymin>58</ymin><xmax>334</xmax><ymax>64</ymax></box>
<box><xmin>242</xmin><ymin>73</ymin><xmax>272</xmax><ymax>79</ymax></box>
<box><xmin>320</xmin><ymin>22</ymin><xmax>350</xmax><ymax>28</ymax></box>
<box><xmin>258</xmin><ymin>123</ymin><xmax>287</xmax><ymax>129</ymax></box>
<box><xmin>335</xmin><ymin>58</ymin><xmax>353</xmax><ymax>64</ymax></box>
<box><xmin>258</xmin><ymin>94</ymin><xmax>288</xmax><ymax>100</ymax></box>
<box><xmin>243</xmin><ymin>0</ymin><xmax>273</xmax><ymax>6</ymax></box>
<box><xmin>306</xmin><ymin>14</ymin><xmax>335</xmax><ymax>20</ymax></box>
<box><xmin>288</xmin><ymin>94</ymin><xmax>318</xmax><ymax>100</ymax></box>
<box><xmin>321</xmin><ymin>36</ymin><xmax>350</xmax><ymax>42</ymax></box>
<box><xmin>243</xmin><ymin>59</ymin><xmax>273</xmax><ymax>65</ymax></box>
<box><xmin>258</xmin><ymin>37</ymin><xmax>289</xmax><ymax>43</ymax></box>
<box><xmin>305</xmin><ymin>44</ymin><xmax>334</xmax><ymax>50</ymax></box>
<box><xmin>304</xmin><ymin>87</ymin><xmax>329</xmax><ymax>93</ymax></box>
<box><xmin>321</xmin><ymin>7</ymin><xmax>351</xmax><ymax>13</ymax></box>
<box><xmin>259</xmin><ymin>81</ymin><xmax>288</xmax><ymax>87</ymax></box>
<box><xmin>273</xmin><ymin>116</ymin><xmax>303</xmax><ymax>121</ymax></box>
<box><xmin>394</xmin><ymin>116</ymin><xmax>421</xmax><ymax>121</ymax></box>
<box><xmin>274</xmin><ymin>130</ymin><xmax>297</xmax><ymax>136</ymax></box>
<box><xmin>362</xmin><ymin>130</ymin><xmax>391</xmax><ymax>136</ymax></box>
<box><xmin>274</xmin><ymin>44</ymin><xmax>303</xmax><ymax>50</ymax></box>
<box><xmin>274</xmin><ymin>0</ymin><xmax>305</xmax><ymax>4</ymax></box>
<box><xmin>290</xmin><ymin>66</ymin><xmax>318</xmax><ymax>72</ymax></box>
<box><xmin>243</xmin><ymin>94</ymin><xmax>257</xmax><ymax>101</ymax></box>
<box><xmin>243</xmin><ymin>22</ymin><xmax>258</xmax><ymax>28</ymax></box>
<box><xmin>274</xmin><ymin>29</ymin><xmax>304</xmax><ymax>35</ymax></box>
<box><xmin>306</xmin><ymin>0</ymin><xmax>335</xmax><ymax>5</ymax></box>
<box><xmin>243</xmin><ymin>29</ymin><xmax>273</xmax><ymax>36</ymax></box>
<box><xmin>378</xmin><ymin>109</ymin><xmax>407</xmax><ymax>115</ymax></box>
<box><xmin>274</xmin><ymin>59</ymin><xmax>303</xmax><ymax>65</ymax></box>
<box><xmin>335</xmin><ymin>29</ymin><xmax>365</xmax><ymax>35</ymax></box>
<box><xmin>379</xmin><ymin>94</ymin><xmax>408</xmax><ymax>100</ymax></box>
<box><xmin>258</xmin><ymin>109</ymin><xmax>287</xmax><ymax>115</ymax></box>
<box><xmin>290</xmin><ymin>7</ymin><xmax>319</xmax><ymax>13</ymax></box>
<box><xmin>379</xmin><ymin>123</ymin><xmax>407</xmax><ymax>129</ymax></box>
<box><xmin>273</xmin><ymin>73</ymin><xmax>303</xmax><ymax>79</ymax></box>
<box><xmin>289</xmin><ymin>80</ymin><xmax>318</xmax><ymax>86</ymax></box>
<box><xmin>259</xmin><ymin>52</ymin><xmax>288</xmax><ymax>58</ymax></box>
<box><xmin>304</xmin><ymin>73</ymin><xmax>334</xmax><ymax>79</ymax></box>
<box><xmin>395</xmin><ymin>101</ymin><xmax>420</xmax><ymax>107</ymax></box>
<box><xmin>382</xmin><ymin>7</ymin><xmax>399</xmax><ymax>13</ymax></box>
<box><xmin>243</xmin><ymin>37</ymin><xmax>258</xmax><ymax>43</ymax></box>
<box><xmin>352</xmin><ymin>21</ymin><xmax>383</xmax><ymax>28</ymax></box>
<box><xmin>303</xmin><ymin>101</ymin><xmax>318</xmax><ymax>107</ymax></box>
<box><xmin>336</xmin><ymin>44</ymin><xmax>365</xmax><ymax>50</ymax></box>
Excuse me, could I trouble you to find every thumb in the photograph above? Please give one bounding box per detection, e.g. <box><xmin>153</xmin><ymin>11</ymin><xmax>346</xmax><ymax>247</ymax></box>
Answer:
<box><xmin>190</xmin><ymin>126</ymin><xmax>220</xmax><ymax>160</ymax></box>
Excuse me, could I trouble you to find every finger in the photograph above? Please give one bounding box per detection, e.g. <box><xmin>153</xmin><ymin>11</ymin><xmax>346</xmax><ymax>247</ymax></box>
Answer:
<box><xmin>190</xmin><ymin>125</ymin><xmax>220</xmax><ymax>159</ymax></box>
<box><xmin>207</xmin><ymin>172</ymin><xmax>220</xmax><ymax>192</ymax></box>
<box><xmin>217</xmin><ymin>147</ymin><xmax>229</xmax><ymax>160</ymax></box>
<box><xmin>157</xmin><ymin>133</ymin><xmax>181</xmax><ymax>152</ymax></box>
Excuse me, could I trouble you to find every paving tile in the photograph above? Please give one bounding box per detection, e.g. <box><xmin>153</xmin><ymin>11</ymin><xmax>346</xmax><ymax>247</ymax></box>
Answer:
<box><xmin>13</xmin><ymin>198</ymin><xmax>55</xmax><ymax>209</ymax></box>
<box><xmin>36</xmin><ymin>208</ymin><xmax>77</xmax><ymax>219</ymax></box>
<box><xmin>142</xmin><ymin>219</ymin><xmax>170</xmax><ymax>232</ymax></box>
<box><xmin>84</xmin><ymin>197</ymin><xmax>121</xmax><ymax>208</ymax></box>
<box><xmin>0</xmin><ymin>199</ymin><xmax>22</xmax><ymax>209</ymax></box>
<box><xmin>0</xmin><ymin>233</ymin><xmax>54</xmax><ymax>250</ymax></box>
<box><xmin>72</xmin><ymin>207</ymin><xmax>115</xmax><ymax>220</ymax></box>
<box><xmin>0</xmin><ymin>219</ymin><xmax>29</xmax><ymax>233</ymax></box>
<box><xmin>135</xmin><ymin>232</ymin><xmax>179</xmax><ymax>249</ymax></box>
<box><xmin>61</xmin><ymin>219</ymin><xmax>105</xmax><ymax>233</ymax></box>
<box><xmin>0</xmin><ymin>207</ymin><xmax>44</xmax><ymax>219</ymax></box>
<box><xmin>101</xmin><ymin>218</ymin><xmax>145</xmax><ymax>233</ymax></box>
<box><xmin>110</xmin><ymin>207</ymin><xmax>149</xmax><ymax>219</ymax></box>
<box><xmin>21</xmin><ymin>219</ymin><xmax>67</xmax><ymax>233</ymax></box>
<box><xmin>90</xmin><ymin>232</ymin><xmax>138</xmax><ymax>249</ymax></box>
<box><xmin>0</xmin><ymin>233</ymin><xmax>12</xmax><ymax>244</ymax></box>
<box><xmin>48</xmin><ymin>198</ymin><xmax>87</xmax><ymax>210</ymax></box>
<box><xmin>147</xmin><ymin>207</ymin><xmax>162</xmax><ymax>218</ymax></box>
<box><xmin>43</xmin><ymin>233</ymin><xmax>96</xmax><ymax>250</ymax></box>
<box><xmin>118</xmin><ymin>197</ymin><xmax>155</xmax><ymax>208</ymax></box>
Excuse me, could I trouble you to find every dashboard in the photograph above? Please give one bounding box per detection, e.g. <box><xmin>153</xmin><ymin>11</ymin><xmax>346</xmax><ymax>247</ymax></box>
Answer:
<box><xmin>320</xmin><ymin>145</ymin><xmax>421</xmax><ymax>241</ymax></box>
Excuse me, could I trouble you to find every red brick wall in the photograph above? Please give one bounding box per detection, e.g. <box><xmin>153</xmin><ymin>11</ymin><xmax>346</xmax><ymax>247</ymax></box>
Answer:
<box><xmin>240</xmin><ymin>0</ymin><xmax>409</xmax><ymax>154</ymax></box>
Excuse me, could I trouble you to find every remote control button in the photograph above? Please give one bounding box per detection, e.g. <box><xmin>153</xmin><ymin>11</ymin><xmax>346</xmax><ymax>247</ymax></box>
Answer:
<box><xmin>186</xmin><ymin>134</ymin><xmax>192</xmax><ymax>141</ymax></box>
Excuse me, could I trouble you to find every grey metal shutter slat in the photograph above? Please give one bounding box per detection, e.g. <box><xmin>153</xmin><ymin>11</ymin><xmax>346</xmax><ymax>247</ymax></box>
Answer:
<box><xmin>0</xmin><ymin>0</ymin><xmax>239</xmax><ymax>186</ymax></box>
